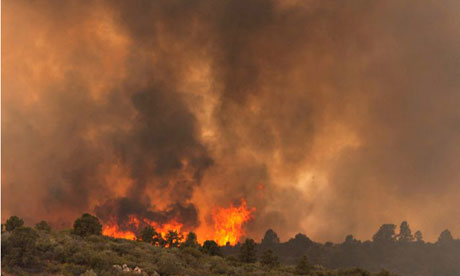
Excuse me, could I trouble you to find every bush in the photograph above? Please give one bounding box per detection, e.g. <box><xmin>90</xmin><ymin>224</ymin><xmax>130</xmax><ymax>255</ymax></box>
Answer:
<box><xmin>35</xmin><ymin>220</ymin><xmax>52</xmax><ymax>232</ymax></box>
<box><xmin>73</xmin><ymin>214</ymin><xmax>102</xmax><ymax>237</ymax></box>
<box><xmin>157</xmin><ymin>251</ymin><xmax>183</xmax><ymax>275</ymax></box>
<box><xmin>261</xmin><ymin>249</ymin><xmax>279</xmax><ymax>268</ymax></box>
<box><xmin>3</xmin><ymin>226</ymin><xmax>39</xmax><ymax>267</ymax></box>
<box><xmin>296</xmin><ymin>255</ymin><xmax>310</xmax><ymax>275</ymax></box>
<box><xmin>5</xmin><ymin>216</ymin><xmax>24</xmax><ymax>232</ymax></box>
<box><xmin>239</xmin><ymin>238</ymin><xmax>257</xmax><ymax>263</ymax></box>
<box><xmin>201</xmin><ymin>240</ymin><xmax>222</xmax><ymax>256</ymax></box>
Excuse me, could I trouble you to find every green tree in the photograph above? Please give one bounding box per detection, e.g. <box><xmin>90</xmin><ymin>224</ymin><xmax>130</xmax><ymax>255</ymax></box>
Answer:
<box><xmin>138</xmin><ymin>225</ymin><xmax>158</xmax><ymax>244</ymax></box>
<box><xmin>397</xmin><ymin>221</ymin><xmax>414</xmax><ymax>242</ymax></box>
<box><xmin>5</xmin><ymin>216</ymin><xmax>24</xmax><ymax>232</ymax></box>
<box><xmin>164</xmin><ymin>230</ymin><xmax>183</xmax><ymax>248</ymax></box>
<box><xmin>437</xmin><ymin>229</ymin><xmax>454</xmax><ymax>245</ymax></box>
<box><xmin>414</xmin><ymin>230</ymin><xmax>423</xmax><ymax>242</ymax></box>
<box><xmin>201</xmin><ymin>240</ymin><xmax>221</xmax><ymax>256</ymax></box>
<box><xmin>3</xmin><ymin>226</ymin><xmax>39</xmax><ymax>267</ymax></box>
<box><xmin>73</xmin><ymin>213</ymin><xmax>102</xmax><ymax>237</ymax></box>
<box><xmin>261</xmin><ymin>229</ymin><xmax>280</xmax><ymax>247</ymax></box>
<box><xmin>239</xmin><ymin>238</ymin><xmax>257</xmax><ymax>263</ymax></box>
<box><xmin>35</xmin><ymin>220</ymin><xmax>51</xmax><ymax>232</ymax></box>
<box><xmin>295</xmin><ymin>255</ymin><xmax>310</xmax><ymax>275</ymax></box>
<box><xmin>261</xmin><ymin>249</ymin><xmax>279</xmax><ymax>268</ymax></box>
<box><xmin>182</xmin><ymin>231</ymin><xmax>199</xmax><ymax>248</ymax></box>
<box><xmin>372</xmin><ymin>224</ymin><xmax>396</xmax><ymax>243</ymax></box>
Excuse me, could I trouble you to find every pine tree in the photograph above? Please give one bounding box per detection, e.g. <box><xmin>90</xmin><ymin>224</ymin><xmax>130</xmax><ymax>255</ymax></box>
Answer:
<box><xmin>261</xmin><ymin>249</ymin><xmax>279</xmax><ymax>268</ymax></box>
<box><xmin>414</xmin><ymin>230</ymin><xmax>423</xmax><ymax>242</ymax></box>
<box><xmin>397</xmin><ymin>221</ymin><xmax>414</xmax><ymax>242</ymax></box>
<box><xmin>239</xmin><ymin>238</ymin><xmax>257</xmax><ymax>263</ymax></box>
<box><xmin>295</xmin><ymin>255</ymin><xmax>310</xmax><ymax>275</ymax></box>
<box><xmin>182</xmin><ymin>232</ymin><xmax>199</xmax><ymax>248</ymax></box>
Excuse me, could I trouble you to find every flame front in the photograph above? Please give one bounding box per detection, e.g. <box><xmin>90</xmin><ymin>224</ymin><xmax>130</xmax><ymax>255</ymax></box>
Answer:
<box><xmin>212</xmin><ymin>199</ymin><xmax>255</xmax><ymax>246</ymax></box>
<box><xmin>101</xmin><ymin>200</ymin><xmax>254</xmax><ymax>246</ymax></box>
<box><xmin>102</xmin><ymin>216</ymin><xmax>186</xmax><ymax>241</ymax></box>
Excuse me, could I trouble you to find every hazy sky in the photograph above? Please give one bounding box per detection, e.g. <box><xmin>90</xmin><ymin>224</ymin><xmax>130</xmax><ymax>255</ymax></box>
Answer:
<box><xmin>3</xmin><ymin>0</ymin><xmax>460</xmax><ymax>242</ymax></box>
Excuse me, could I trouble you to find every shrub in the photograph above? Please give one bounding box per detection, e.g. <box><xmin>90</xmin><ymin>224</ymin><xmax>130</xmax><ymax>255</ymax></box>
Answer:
<box><xmin>261</xmin><ymin>249</ymin><xmax>279</xmax><ymax>268</ymax></box>
<box><xmin>157</xmin><ymin>251</ymin><xmax>183</xmax><ymax>276</ymax></box>
<box><xmin>81</xmin><ymin>269</ymin><xmax>97</xmax><ymax>276</ymax></box>
<box><xmin>73</xmin><ymin>214</ymin><xmax>102</xmax><ymax>237</ymax></box>
<box><xmin>5</xmin><ymin>216</ymin><xmax>24</xmax><ymax>232</ymax></box>
<box><xmin>35</xmin><ymin>220</ymin><xmax>52</xmax><ymax>232</ymax></box>
<box><xmin>201</xmin><ymin>240</ymin><xmax>222</xmax><ymax>256</ymax></box>
<box><xmin>296</xmin><ymin>255</ymin><xmax>310</xmax><ymax>275</ymax></box>
<box><xmin>3</xmin><ymin>226</ymin><xmax>39</xmax><ymax>267</ymax></box>
<box><xmin>239</xmin><ymin>238</ymin><xmax>257</xmax><ymax>263</ymax></box>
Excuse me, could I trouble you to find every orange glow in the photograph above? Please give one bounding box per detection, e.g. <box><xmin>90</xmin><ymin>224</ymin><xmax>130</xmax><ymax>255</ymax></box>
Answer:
<box><xmin>102</xmin><ymin>224</ymin><xmax>136</xmax><ymax>240</ymax></box>
<box><xmin>212</xmin><ymin>199</ymin><xmax>255</xmax><ymax>246</ymax></box>
<box><xmin>102</xmin><ymin>216</ymin><xmax>187</xmax><ymax>242</ymax></box>
<box><xmin>102</xmin><ymin>200</ymin><xmax>255</xmax><ymax>246</ymax></box>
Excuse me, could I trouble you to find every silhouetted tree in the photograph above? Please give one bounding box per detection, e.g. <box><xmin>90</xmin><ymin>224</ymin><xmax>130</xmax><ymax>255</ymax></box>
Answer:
<box><xmin>138</xmin><ymin>226</ymin><xmax>158</xmax><ymax>244</ymax></box>
<box><xmin>397</xmin><ymin>221</ymin><xmax>414</xmax><ymax>242</ymax></box>
<box><xmin>73</xmin><ymin>213</ymin><xmax>102</xmax><ymax>237</ymax></box>
<box><xmin>182</xmin><ymin>232</ymin><xmax>199</xmax><ymax>248</ymax></box>
<box><xmin>5</xmin><ymin>216</ymin><xmax>24</xmax><ymax>232</ymax></box>
<box><xmin>261</xmin><ymin>249</ymin><xmax>279</xmax><ymax>268</ymax></box>
<box><xmin>437</xmin><ymin>229</ymin><xmax>454</xmax><ymax>245</ymax></box>
<box><xmin>373</xmin><ymin>224</ymin><xmax>396</xmax><ymax>243</ymax></box>
<box><xmin>164</xmin><ymin>230</ymin><xmax>183</xmax><ymax>248</ymax></box>
<box><xmin>261</xmin><ymin>229</ymin><xmax>280</xmax><ymax>247</ymax></box>
<box><xmin>414</xmin><ymin>230</ymin><xmax>423</xmax><ymax>242</ymax></box>
<box><xmin>35</xmin><ymin>220</ymin><xmax>51</xmax><ymax>232</ymax></box>
<box><xmin>295</xmin><ymin>255</ymin><xmax>310</xmax><ymax>275</ymax></box>
<box><xmin>201</xmin><ymin>240</ymin><xmax>221</xmax><ymax>256</ymax></box>
<box><xmin>3</xmin><ymin>227</ymin><xmax>39</xmax><ymax>267</ymax></box>
<box><xmin>239</xmin><ymin>238</ymin><xmax>257</xmax><ymax>263</ymax></box>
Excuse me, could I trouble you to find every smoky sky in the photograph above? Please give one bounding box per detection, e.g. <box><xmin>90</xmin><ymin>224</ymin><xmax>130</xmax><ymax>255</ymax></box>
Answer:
<box><xmin>3</xmin><ymin>0</ymin><xmax>460</xmax><ymax>242</ymax></box>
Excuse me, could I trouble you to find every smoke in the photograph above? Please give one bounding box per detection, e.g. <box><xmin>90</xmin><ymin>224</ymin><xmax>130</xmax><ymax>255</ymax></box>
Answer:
<box><xmin>4</xmin><ymin>0</ymin><xmax>460</xmax><ymax>242</ymax></box>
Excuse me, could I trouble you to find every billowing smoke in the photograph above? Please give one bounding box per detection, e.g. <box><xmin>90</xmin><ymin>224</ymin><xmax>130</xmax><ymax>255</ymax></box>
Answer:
<box><xmin>4</xmin><ymin>0</ymin><xmax>460</xmax><ymax>242</ymax></box>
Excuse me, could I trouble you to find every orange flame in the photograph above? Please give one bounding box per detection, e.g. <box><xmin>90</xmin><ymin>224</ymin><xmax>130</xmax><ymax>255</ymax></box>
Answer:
<box><xmin>102</xmin><ymin>199</ymin><xmax>255</xmax><ymax>246</ymax></box>
<box><xmin>212</xmin><ymin>199</ymin><xmax>255</xmax><ymax>246</ymax></box>
<box><xmin>102</xmin><ymin>215</ymin><xmax>186</xmax><ymax>242</ymax></box>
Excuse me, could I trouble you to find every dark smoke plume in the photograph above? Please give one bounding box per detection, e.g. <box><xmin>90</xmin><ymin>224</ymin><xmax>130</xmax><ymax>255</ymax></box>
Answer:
<box><xmin>4</xmin><ymin>0</ymin><xmax>460</xmax><ymax>242</ymax></box>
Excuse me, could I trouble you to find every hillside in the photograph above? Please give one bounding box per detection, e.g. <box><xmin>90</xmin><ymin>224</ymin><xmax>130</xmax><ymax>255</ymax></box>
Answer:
<box><xmin>1</xmin><ymin>216</ymin><xmax>395</xmax><ymax>276</ymax></box>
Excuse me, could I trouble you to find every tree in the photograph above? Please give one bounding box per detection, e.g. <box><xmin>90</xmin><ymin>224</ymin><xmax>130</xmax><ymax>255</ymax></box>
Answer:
<box><xmin>182</xmin><ymin>232</ymin><xmax>199</xmax><ymax>248</ymax></box>
<box><xmin>73</xmin><ymin>213</ymin><xmax>102</xmax><ymax>237</ymax></box>
<box><xmin>414</xmin><ymin>230</ymin><xmax>423</xmax><ymax>242</ymax></box>
<box><xmin>261</xmin><ymin>229</ymin><xmax>280</xmax><ymax>247</ymax></box>
<box><xmin>261</xmin><ymin>249</ymin><xmax>279</xmax><ymax>268</ymax></box>
<box><xmin>295</xmin><ymin>255</ymin><xmax>310</xmax><ymax>275</ymax></box>
<box><xmin>437</xmin><ymin>229</ymin><xmax>454</xmax><ymax>245</ymax></box>
<box><xmin>372</xmin><ymin>224</ymin><xmax>396</xmax><ymax>243</ymax></box>
<box><xmin>201</xmin><ymin>240</ymin><xmax>221</xmax><ymax>256</ymax></box>
<box><xmin>164</xmin><ymin>230</ymin><xmax>183</xmax><ymax>248</ymax></box>
<box><xmin>35</xmin><ymin>220</ymin><xmax>51</xmax><ymax>232</ymax></box>
<box><xmin>239</xmin><ymin>238</ymin><xmax>257</xmax><ymax>263</ymax></box>
<box><xmin>397</xmin><ymin>221</ymin><xmax>414</xmax><ymax>242</ymax></box>
<box><xmin>3</xmin><ymin>227</ymin><xmax>39</xmax><ymax>267</ymax></box>
<box><xmin>5</xmin><ymin>216</ymin><xmax>24</xmax><ymax>232</ymax></box>
<box><xmin>138</xmin><ymin>226</ymin><xmax>158</xmax><ymax>244</ymax></box>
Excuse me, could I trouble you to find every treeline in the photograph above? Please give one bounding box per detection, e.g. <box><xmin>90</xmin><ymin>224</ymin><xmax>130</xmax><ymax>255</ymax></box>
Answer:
<box><xmin>1</xmin><ymin>214</ymin><xmax>396</xmax><ymax>276</ymax></box>
<box><xmin>220</xmin><ymin>222</ymin><xmax>460</xmax><ymax>276</ymax></box>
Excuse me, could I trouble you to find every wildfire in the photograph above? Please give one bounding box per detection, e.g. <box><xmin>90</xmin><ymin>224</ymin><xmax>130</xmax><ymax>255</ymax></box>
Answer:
<box><xmin>212</xmin><ymin>199</ymin><xmax>255</xmax><ymax>246</ymax></box>
<box><xmin>101</xmin><ymin>199</ymin><xmax>255</xmax><ymax>246</ymax></box>
<box><xmin>102</xmin><ymin>215</ymin><xmax>185</xmax><ymax>241</ymax></box>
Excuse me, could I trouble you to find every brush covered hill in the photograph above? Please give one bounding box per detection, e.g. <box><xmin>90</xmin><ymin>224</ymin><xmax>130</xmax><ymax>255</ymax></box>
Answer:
<box><xmin>1</xmin><ymin>215</ymin><xmax>395</xmax><ymax>276</ymax></box>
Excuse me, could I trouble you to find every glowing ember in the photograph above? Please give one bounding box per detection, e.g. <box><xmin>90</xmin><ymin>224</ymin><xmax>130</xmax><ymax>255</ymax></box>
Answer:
<box><xmin>212</xmin><ymin>199</ymin><xmax>255</xmax><ymax>246</ymax></box>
